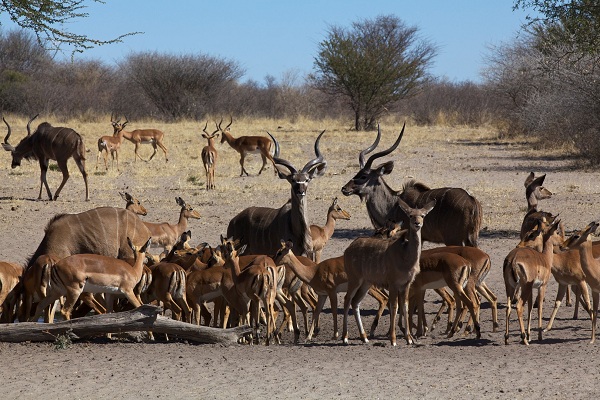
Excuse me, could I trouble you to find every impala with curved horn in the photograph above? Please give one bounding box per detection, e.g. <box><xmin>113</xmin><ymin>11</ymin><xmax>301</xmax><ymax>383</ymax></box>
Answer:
<box><xmin>226</xmin><ymin>130</ymin><xmax>327</xmax><ymax>257</ymax></box>
<box><xmin>341</xmin><ymin>124</ymin><xmax>482</xmax><ymax>247</ymax></box>
<box><xmin>2</xmin><ymin>114</ymin><xmax>89</xmax><ymax>201</ymax></box>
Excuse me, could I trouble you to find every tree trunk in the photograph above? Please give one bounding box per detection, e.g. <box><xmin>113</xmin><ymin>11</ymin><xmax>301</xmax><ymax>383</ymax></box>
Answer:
<box><xmin>0</xmin><ymin>305</ymin><xmax>251</xmax><ymax>345</ymax></box>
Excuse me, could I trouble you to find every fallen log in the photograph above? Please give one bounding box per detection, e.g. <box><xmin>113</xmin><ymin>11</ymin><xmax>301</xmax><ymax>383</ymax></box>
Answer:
<box><xmin>0</xmin><ymin>305</ymin><xmax>251</xmax><ymax>345</ymax></box>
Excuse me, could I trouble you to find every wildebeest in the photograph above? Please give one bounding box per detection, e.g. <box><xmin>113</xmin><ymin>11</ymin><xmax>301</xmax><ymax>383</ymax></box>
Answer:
<box><xmin>341</xmin><ymin>124</ymin><xmax>482</xmax><ymax>247</ymax></box>
<box><xmin>2</xmin><ymin>114</ymin><xmax>89</xmax><ymax>201</ymax></box>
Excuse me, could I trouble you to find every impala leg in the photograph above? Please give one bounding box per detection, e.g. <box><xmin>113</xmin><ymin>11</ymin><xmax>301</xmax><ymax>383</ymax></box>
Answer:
<box><xmin>31</xmin><ymin>293</ymin><xmax>60</xmax><ymax>322</ymax></box>
<box><xmin>517</xmin><ymin>285</ymin><xmax>532</xmax><ymax>345</ymax></box>
<box><xmin>504</xmin><ymin>296</ymin><xmax>512</xmax><ymax>345</ymax></box>
<box><xmin>258</xmin><ymin>154</ymin><xmax>268</xmax><ymax>174</ymax></box>
<box><xmin>591</xmin><ymin>291</ymin><xmax>599</xmax><ymax>344</ymax></box>
<box><xmin>307</xmin><ymin>294</ymin><xmax>326</xmax><ymax>341</ymax></box>
<box><xmin>545</xmin><ymin>283</ymin><xmax>567</xmax><ymax>332</ymax></box>
<box><xmin>565</xmin><ymin>284</ymin><xmax>572</xmax><ymax>307</ymax></box>
<box><xmin>537</xmin><ymin>285</ymin><xmax>547</xmax><ymax>341</ymax></box>
<box><xmin>156</xmin><ymin>140</ymin><xmax>168</xmax><ymax>162</ymax></box>
<box><xmin>478</xmin><ymin>282</ymin><xmax>498</xmax><ymax>332</ymax></box>
<box><xmin>369</xmin><ymin>287</ymin><xmax>388</xmax><ymax>339</ymax></box>
<box><xmin>578</xmin><ymin>281</ymin><xmax>593</xmax><ymax>321</ymax></box>
<box><xmin>38</xmin><ymin>158</ymin><xmax>53</xmax><ymax>200</ymax></box>
<box><xmin>239</xmin><ymin>153</ymin><xmax>249</xmax><ymax>176</ymax></box>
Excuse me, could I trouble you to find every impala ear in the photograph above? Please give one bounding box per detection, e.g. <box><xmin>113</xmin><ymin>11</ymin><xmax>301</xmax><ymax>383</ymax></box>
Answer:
<box><xmin>142</xmin><ymin>237</ymin><xmax>152</xmax><ymax>252</ymax></box>
<box><xmin>238</xmin><ymin>244</ymin><xmax>247</xmax><ymax>255</ymax></box>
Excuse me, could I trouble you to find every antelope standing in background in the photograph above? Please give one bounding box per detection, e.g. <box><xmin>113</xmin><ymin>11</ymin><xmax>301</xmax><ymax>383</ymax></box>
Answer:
<box><xmin>96</xmin><ymin>115</ymin><xmax>127</xmax><ymax>171</ymax></box>
<box><xmin>341</xmin><ymin>124</ymin><xmax>482</xmax><ymax>247</ymax></box>
<box><xmin>111</xmin><ymin>116</ymin><xmax>168</xmax><ymax>162</ymax></box>
<box><xmin>2</xmin><ymin>114</ymin><xmax>89</xmax><ymax>201</ymax></box>
<box><xmin>342</xmin><ymin>198</ymin><xmax>436</xmax><ymax>346</ymax></box>
<box><xmin>217</xmin><ymin>116</ymin><xmax>275</xmax><ymax>176</ymax></box>
<box><xmin>227</xmin><ymin>130</ymin><xmax>327</xmax><ymax>257</ymax></box>
<box><xmin>310</xmin><ymin>197</ymin><xmax>351</xmax><ymax>263</ymax></box>
<box><xmin>200</xmin><ymin>121</ymin><xmax>219</xmax><ymax>190</ymax></box>
<box><xmin>520</xmin><ymin>172</ymin><xmax>554</xmax><ymax>239</ymax></box>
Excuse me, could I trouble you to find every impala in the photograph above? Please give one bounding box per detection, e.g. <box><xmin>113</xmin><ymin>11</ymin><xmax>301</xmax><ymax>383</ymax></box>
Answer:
<box><xmin>273</xmin><ymin>240</ymin><xmax>388</xmax><ymax>341</ymax></box>
<box><xmin>0</xmin><ymin>261</ymin><xmax>24</xmax><ymax>323</ymax></box>
<box><xmin>200</xmin><ymin>121</ymin><xmax>219</xmax><ymax>190</ymax></box>
<box><xmin>142</xmin><ymin>197</ymin><xmax>201</xmax><ymax>254</ymax></box>
<box><xmin>561</xmin><ymin>221</ymin><xmax>600</xmax><ymax>343</ymax></box>
<box><xmin>2</xmin><ymin>114</ymin><xmax>89</xmax><ymax>201</ymax></box>
<box><xmin>342</xmin><ymin>198</ymin><xmax>435</xmax><ymax>346</ymax></box>
<box><xmin>121</xmin><ymin>191</ymin><xmax>148</xmax><ymax>216</ymax></box>
<box><xmin>221</xmin><ymin>238</ymin><xmax>278</xmax><ymax>345</ymax></box>
<box><xmin>96</xmin><ymin>115</ymin><xmax>127</xmax><ymax>171</ymax></box>
<box><xmin>111</xmin><ymin>116</ymin><xmax>168</xmax><ymax>162</ymax></box>
<box><xmin>520</xmin><ymin>172</ymin><xmax>555</xmax><ymax>240</ymax></box>
<box><xmin>341</xmin><ymin>124</ymin><xmax>482</xmax><ymax>246</ymax></box>
<box><xmin>227</xmin><ymin>130</ymin><xmax>327</xmax><ymax>257</ymax></box>
<box><xmin>310</xmin><ymin>197</ymin><xmax>351</xmax><ymax>263</ymax></box>
<box><xmin>409</xmin><ymin>250</ymin><xmax>480</xmax><ymax>339</ymax></box>
<box><xmin>147</xmin><ymin>262</ymin><xmax>191</xmax><ymax>322</ymax></box>
<box><xmin>503</xmin><ymin>219</ymin><xmax>562</xmax><ymax>345</ymax></box>
<box><xmin>31</xmin><ymin>237</ymin><xmax>152</xmax><ymax>322</ymax></box>
<box><xmin>217</xmin><ymin>117</ymin><xmax>275</xmax><ymax>176</ymax></box>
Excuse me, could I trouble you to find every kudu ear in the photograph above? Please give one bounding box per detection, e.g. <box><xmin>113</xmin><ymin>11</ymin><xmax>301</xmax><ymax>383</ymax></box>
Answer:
<box><xmin>375</xmin><ymin>161</ymin><xmax>394</xmax><ymax>176</ymax></box>
<box><xmin>274</xmin><ymin>164</ymin><xmax>292</xmax><ymax>180</ymax></box>
<box><xmin>421</xmin><ymin>200</ymin><xmax>436</xmax><ymax>215</ymax></box>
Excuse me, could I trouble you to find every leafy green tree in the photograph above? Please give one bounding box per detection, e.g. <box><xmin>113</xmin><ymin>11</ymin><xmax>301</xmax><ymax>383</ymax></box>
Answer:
<box><xmin>311</xmin><ymin>15</ymin><xmax>437</xmax><ymax>130</ymax></box>
<box><xmin>0</xmin><ymin>0</ymin><xmax>139</xmax><ymax>54</ymax></box>
<box><xmin>514</xmin><ymin>0</ymin><xmax>600</xmax><ymax>53</ymax></box>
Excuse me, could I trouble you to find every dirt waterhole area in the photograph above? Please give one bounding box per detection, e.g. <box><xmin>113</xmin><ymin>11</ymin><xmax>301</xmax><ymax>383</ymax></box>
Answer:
<box><xmin>0</xmin><ymin>120</ymin><xmax>599</xmax><ymax>399</ymax></box>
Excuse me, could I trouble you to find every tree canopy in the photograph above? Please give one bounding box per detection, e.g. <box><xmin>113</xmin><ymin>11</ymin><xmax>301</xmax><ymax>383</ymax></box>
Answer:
<box><xmin>310</xmin><ymin>15</ymin><xmax>437</xmax><ymax>131</ymax></box>
<box><xmin>0</xmin><ymin>0</ymin><xmax>139</xmax><ymax>54</ymax></box>
<box><xmin>514</xmin><ymin>0</ymin><xmax>600</xmax><ymax>53</ymax></box>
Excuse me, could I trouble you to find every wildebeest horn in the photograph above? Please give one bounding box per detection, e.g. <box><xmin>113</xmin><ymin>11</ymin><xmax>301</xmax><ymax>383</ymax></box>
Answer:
<box><xmin>359</xmin><ymin>124</ymin><xmax>381</xmax><ymax>168</ymax></box>
<box><xmin>363</xmin><ymin>122</ymin><xmax>405</xmax><ymax>170</ymax></box>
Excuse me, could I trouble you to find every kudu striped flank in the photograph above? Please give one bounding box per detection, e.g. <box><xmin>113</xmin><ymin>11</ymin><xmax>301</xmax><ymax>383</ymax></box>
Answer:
<box><xmin>341</xmin><ymin>124</ymin><xmax>482</xmax><ymax>247</ymax></box>
<box><xmin>226</xmin><ymin>130</ymin><xmax>327</xmax><ymax>257</ymax></box>
<box><xmin>27</xmin><ymin>207</ymin><xmax>152</xmax><ymax>269</ymax></box>
<box><xmin>2</xmin><ymin>114</ymin><xmax>89</xmax><ymax>201</ymax></box>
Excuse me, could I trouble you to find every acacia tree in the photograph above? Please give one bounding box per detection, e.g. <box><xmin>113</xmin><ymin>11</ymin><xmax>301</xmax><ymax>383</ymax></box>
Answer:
<box><xmin>310</xmin><ymin>15</ymin><xmax>437</xmax><ymax>130</ymax></box>
<box><xmin>0</xmin><ymin>0</ymin><xmax>138</xmax><ymax>54</ymax></box>
<box><xmin>514</xmin><ymin>0</ymin><xmax>600</xmax><ymax>53</ymax></box>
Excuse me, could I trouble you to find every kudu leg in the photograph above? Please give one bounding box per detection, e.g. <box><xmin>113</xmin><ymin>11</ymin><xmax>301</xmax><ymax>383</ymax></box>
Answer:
<box><xmin>38</xmin><ymin>159</ymin><xmax>53</xmax><ymax>200</ymax></box>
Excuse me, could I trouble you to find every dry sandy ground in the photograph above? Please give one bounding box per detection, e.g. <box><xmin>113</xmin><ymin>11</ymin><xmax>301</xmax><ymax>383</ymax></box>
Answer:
<box><xmin>1</xmin><ymin>123</ymin><xmax>600</xmax><ymax>399</ymax></box>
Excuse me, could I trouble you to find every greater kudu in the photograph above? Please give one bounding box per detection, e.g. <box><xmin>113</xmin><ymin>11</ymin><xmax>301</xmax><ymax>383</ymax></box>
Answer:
<box><xmin>226</xmin><ymin>130</ymin><xmax>327</xmax><ymax>257</ymax></box>
<box><xmin>2</xmin><ymin>115</ymin><xmax>89</xmax><ymax>201</ymax></box>
<box><xmin>26</xmin><ymin>207</ymin><xmax>152</xmax><ymax>269</ymax></box>
<box><xmin>341</xmin><ymin>124</ymin><xmax>482</xmax><ymax>247</ymax></box>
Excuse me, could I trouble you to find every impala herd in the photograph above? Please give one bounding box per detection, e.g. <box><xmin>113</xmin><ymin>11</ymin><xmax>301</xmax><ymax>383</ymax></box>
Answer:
<box><xmin>1</xmin><ymin>116</ymin><xmax>600</xmax><ymax>347</ymax></box>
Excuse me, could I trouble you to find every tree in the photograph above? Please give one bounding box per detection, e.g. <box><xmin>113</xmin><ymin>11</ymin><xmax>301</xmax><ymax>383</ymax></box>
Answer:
<box><xmin>310</xmin><ymin>15</ymin><xmax>437</xmax><ymax>130</ymax></box>
<box><xmin>514</xmin><ymin>0</ymin><xmax>600</xmax><ymax>53</ymax></box>
<box><xmin>0</xmin><ymin>0</ymin><xmax>139</xmax><ymax>54</ymax></box>
<box><xmin>120</xmin><ymin>52</ymin><xmax>244</xmax><ymax>120</ymax></box>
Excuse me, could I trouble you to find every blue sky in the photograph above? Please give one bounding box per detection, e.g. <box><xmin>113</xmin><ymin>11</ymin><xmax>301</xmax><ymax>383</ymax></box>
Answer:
<box><xmin>0</xmin><ymin>1</ymin><xmax>534</xmax><ymax>84</ymax></box>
